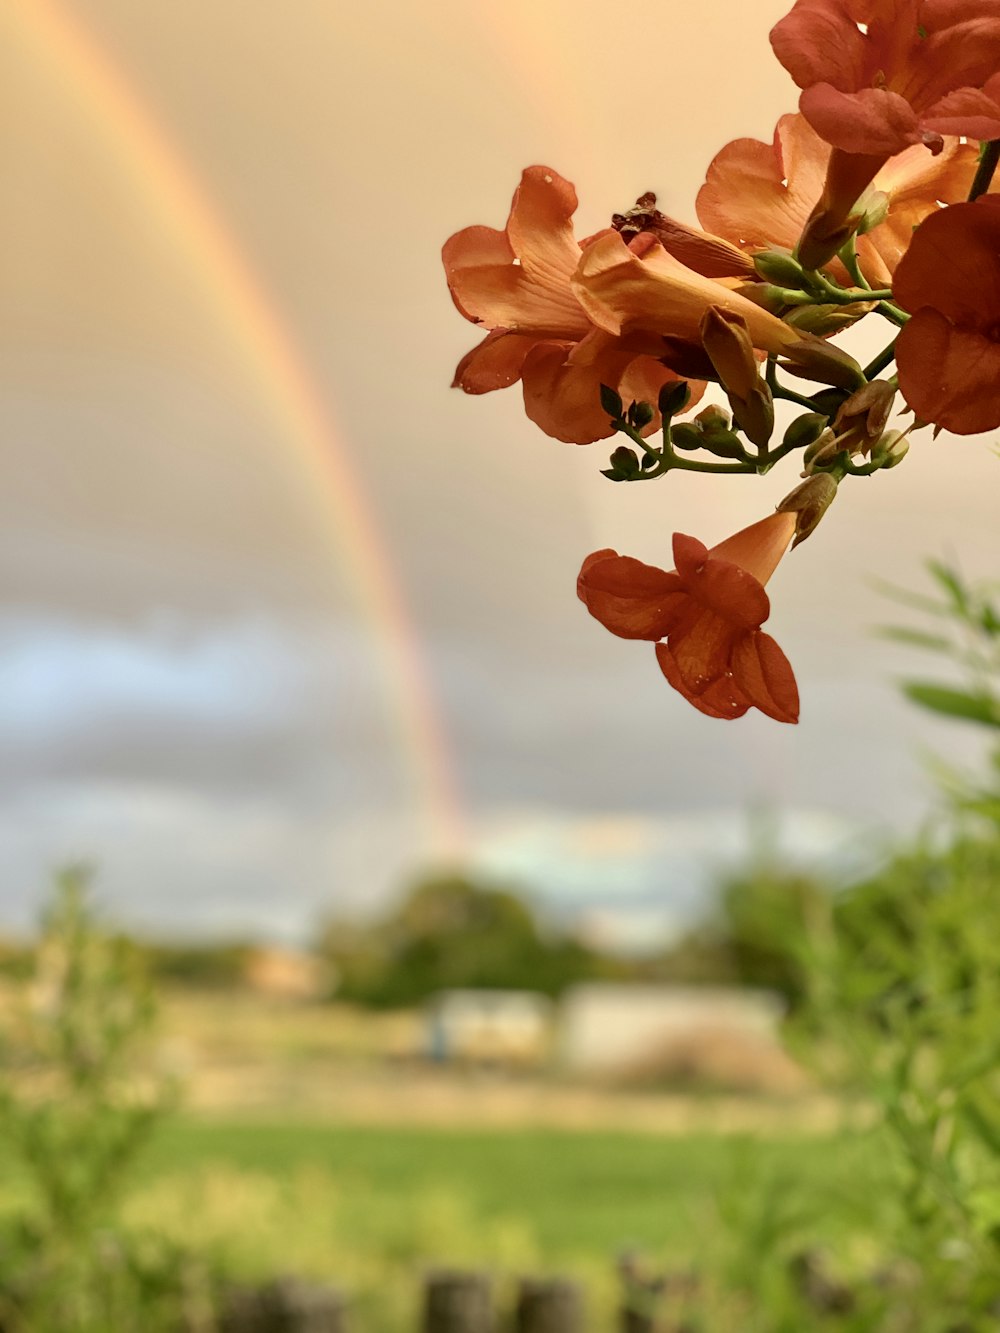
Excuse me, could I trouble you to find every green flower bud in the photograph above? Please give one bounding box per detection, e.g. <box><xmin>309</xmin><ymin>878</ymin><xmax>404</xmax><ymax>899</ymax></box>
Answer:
<box><xmin>608</xmin><ymin>445</ymin><xmax>641</xmax><ymax>478</ymax></box>
<box><xmin>784</xmin><ymin>304</ymin><xmax>867</xmax><ymax>336</ymax></box>
<box><xmin>855</xmin><ymin>190</ymin><xmax>890</xmax><ymax>236</ymax></box>
<box><xmin>752</xmin><ymin>248</ymin><xmax>808</xmax><ymax>288</ymax></box>
<box><xmin>629</xmin><ymin>400</ymin><xmax>655</xmax><ymax>430</ymax></box>
<box><xmin>870</xmin><ymin>430</ymin><xmax>909</xmax><ymax>468</ymax></box>
<box><xmin>701</xmin><ymin>428</ymin><xmax>747</xmax><ymax>460</ymax></box>
<box><xmin>669</xmin><ymin>423</ymin><xmax>704</xmax><ymax>451</ymax></box>
<box><xmin>658</xmin><ymin>380</ymin><xmax>691</xmax><ymax>419</ymax></box>
<box><xmin>599</xmin><ymin>384</ymin><xmax>623</xmax><ymax>419</ymax></box>
<box><xmin>782</xmin><ymin>412</ymin><xmax>830</xmax><ymax>451</ymax></box>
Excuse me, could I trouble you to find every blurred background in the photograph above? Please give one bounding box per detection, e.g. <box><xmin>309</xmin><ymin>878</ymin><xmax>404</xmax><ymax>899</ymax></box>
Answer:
<box><xmin>4</xmin><ymin>2</ymin><xmax>1000</xmax><ymax>1330</ymax></box>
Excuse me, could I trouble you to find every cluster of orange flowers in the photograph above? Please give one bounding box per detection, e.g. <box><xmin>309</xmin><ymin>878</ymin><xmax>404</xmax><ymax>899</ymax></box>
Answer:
<box><xmin>443</xmin><ymin>0</ymin><xmax>1000</xmax><ymax>724</ymax></box>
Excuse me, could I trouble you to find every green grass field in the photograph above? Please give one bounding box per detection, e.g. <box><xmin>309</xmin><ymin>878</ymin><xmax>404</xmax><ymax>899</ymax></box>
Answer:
<box><xmin>77</xmin><ymin>1118</ymin><xmax>874</xmax><ymax>1329</ymax></box>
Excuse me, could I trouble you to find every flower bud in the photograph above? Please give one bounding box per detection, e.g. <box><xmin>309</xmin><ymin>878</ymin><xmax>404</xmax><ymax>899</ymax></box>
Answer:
<box><xmin>834</xmin><ymin>380</ymin><xmax>896</xmax><ymax>453</ymax></box>
<box><xmin>855</xmin><ymin>190</ymin><xmax>890</xmax><ymax>236</ymax></box>
<box><xmin>610</xmin><ymin>442</ymin><xmax>642</xmax><ymax>479</ymax></box>
<box><xmin>783</xmin><ymin>412</ymin><xmax>830</xmax><ymax>451</ymax></box>
<box><xmin>658</xmin><ymin>379</ymin><xmax>691</xmax><ymax>419</ymax></box>
<box><xmin>870</xmin><ymin>430</ymin><xmax>909</xmax><ymax>468</ymax></box>
<box><xmin>700</xmin><ymin>427</ymin><xmax>747</xmax><ymax>460</ymax></box>
<box><xmin>670</xmin><ymin>423</ymin><xmax>704</xmax><ymax>451</ymax></box>
<box><xmin>700</xmin><ymin>306</ymin><xmax>758</xmax><ymax>400</ymax></box>
<box><xmin>695</xmin><ymin>404</ymin><xmax>731</xmax><ymax>431</ymax></box>
<box><xmin>784</xmin><ymin>303</ymin><xmax>869</xmax><ymax>336</ymax></box>
<box><xmin>777</xmin><ymin>473</ymin><xmax>839</xmax><ymax>547</ymax></box>
<box><xmin>600</xmin><ymin>384</ymin><xmax>623</xmax><ymax>419</ymax></box>
<box><xmin>752</xmin><ymin>248</ymin><xmax>809</xmax><ymax>288</ymax></box>
<box><xmin>728</xmin><ymin>382</ymin><xmax>774</xmax><ymax>449</ymax></box>
<box><xmin>801</xmin><ymin>428</ymin><xmax>838</xmax><ymax>471</ymax></box>
<box><xmin>630</xmin><ymin>401</ymin><xmax>655</xmax><ymax>430</ymax></box>
<box><xmin>779</xmin><ymin>335</ymin><xmax>866</xmax><ymax>391</ymax></box>
<box><xmin>736</xmin><ymin>283</ymin><xmax>792</xmax><ymax>314</ymax></box>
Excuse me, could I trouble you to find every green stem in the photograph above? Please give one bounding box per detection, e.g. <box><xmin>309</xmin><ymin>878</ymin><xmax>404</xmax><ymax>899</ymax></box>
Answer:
<box><xmin>807</xmin><ymin>272</ymin><xmax>892</xmax><ymax>303</ymax></box>
<box><xmin>970</xmin><ymin>140</ymin><xmax>1000</xmax><ymax>202</ymax></box>
<box><xmin>766</xmin><ymin>356</ymin><xmax>825</xmax><ymax>411</ymax></box>
<box><xmin>837</xmin><ymin>236</ymin><xmax>871</xmax><ymax>290</ymax></box>
<box><xmin>616</xmin><ymin>421</ymin><xmax>660</xmax><ymax>458</ymax></box>
<box><xmin>863</xmin><ymin>340</ymin><xmax>898</xmax><ymax>380</ymax></box>
<box><xmin>655</xmin><ymin>456</ymin><xmax>757</xmax><ymax>476</ymax></box>
<box><xmin>876</xmin><ymin>301</ymin><xmax>909</xmax><ymax>326</ymax></box>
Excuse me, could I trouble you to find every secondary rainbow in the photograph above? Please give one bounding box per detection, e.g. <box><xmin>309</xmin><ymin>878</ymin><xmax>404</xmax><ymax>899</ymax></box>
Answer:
<box><xmin>10</xmin><ymin>0</ymin><xmax>464</xmax><ymax>855</ymax></box>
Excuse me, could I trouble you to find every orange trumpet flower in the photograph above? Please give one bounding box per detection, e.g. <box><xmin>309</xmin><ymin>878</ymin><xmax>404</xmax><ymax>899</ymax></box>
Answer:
<box><xmin>577</xmin><ymin>512</ymin><xmax>799</xmax><ymax>722</ymax></box>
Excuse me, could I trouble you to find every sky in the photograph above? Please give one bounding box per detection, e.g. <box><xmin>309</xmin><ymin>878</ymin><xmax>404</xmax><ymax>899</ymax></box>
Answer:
<box><xmin>0</xmin><ymin>0</ymin><xmax>996</xmax><ymax>947</ymax></box>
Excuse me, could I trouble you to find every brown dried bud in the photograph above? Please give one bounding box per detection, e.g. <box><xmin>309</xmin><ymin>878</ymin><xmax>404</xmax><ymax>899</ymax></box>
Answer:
<box><xmin>777</xmin><ymin>473</ymin><xmax>839</xmax><ymax>547</ymax></box>
<box><xmin>834</xmin><ymin>380</ymin><xmax>896</xmax><ymax>454</ymax></box>
<box><xmin>700</xmin><ymin>307</ymin><xmax>759</xmax><ymax>401</ymax></box>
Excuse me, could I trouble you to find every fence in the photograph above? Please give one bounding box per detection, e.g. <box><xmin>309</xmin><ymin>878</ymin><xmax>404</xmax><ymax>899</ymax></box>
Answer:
<box><xmin>218</xmin><ymin>1271</ymin><xmax>658</xmax><ymax>1333</ymax></box>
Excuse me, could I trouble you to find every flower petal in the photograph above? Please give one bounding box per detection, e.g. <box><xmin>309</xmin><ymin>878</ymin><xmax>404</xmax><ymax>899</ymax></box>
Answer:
<box><xmin>769</xmin><ymin>0</ymin><xmax>870</xmax><ymax>95</ymax></box>
<box><xmin>451</xmin><ymin>330</ymin><xmax>541</xmax><ymax>393</ymax></box>
<box><xmin>857</xmin><ymin>137</ymin><xmax>979</xmax><ymax>282</ymax></box>
<box><xmin>921</xmin><ymin>86</ymin><xmax>1000</xmax><ymax>141</ymax></box>
<box><xmin>896</xmin><ymin>311</ymin><xmax>1000</xmax><ymax>435</ymax></box>
<box><xmin>655</xmin><ymin>642</ymin><xmax>751</xmax><ymax>719</ymax></box>
<box><xmin>663</xmin><ymin>608</ymin><xmax>740</xmax><ymax>695</ymax></box>
<box><xmin>893</xmin><ymin>196</ymin><xmax>1000</xmax><ymax>323</ymax></box>
<box><xmin>507</xmin><ymin>166</ymin><xmax>582</xmax><ymax>293</ymax></box>
<box><xmin>799</xmin><ymin>84</ymin><xmax>924</xmax><ymax>156</ymax></box>
<box><xmin>442</xmin><ymin>169</ymin><xmax>590</xmax><ymax>335</ymax></box>
<box><xmin>730</xmin><ymin>631</ymin><xmax>800</xmax><ymax>724</ymax></box>
<box><xmin>671</xmin><ymin>529</ymin><xmax>776</xmax><ymax>631</ymax></box>
<box><xmin>577</xmin><ymin>550</ymin><xmax>687</xmax><ymax>639</ymax></box>
<box><xmin>518</xmin><ymin>328</ymin><xmax>697</xmax><ymax>444</ymax></box>
<box><xmin>697</xmin><ymin>114</ymin><xmax>831</xmax><ymax>257</ymax></box>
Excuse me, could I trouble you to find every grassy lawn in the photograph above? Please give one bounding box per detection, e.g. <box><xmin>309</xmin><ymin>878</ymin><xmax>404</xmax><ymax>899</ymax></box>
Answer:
<box><xmin>140</xmin><ymin>1119</ymin><xmax>864</xmax><ymax>1256</ymax></box>
<box><xmin>54</xmin><ymin>1117</ymin><xmax>873</xmax><ymax>1329</ymax></box>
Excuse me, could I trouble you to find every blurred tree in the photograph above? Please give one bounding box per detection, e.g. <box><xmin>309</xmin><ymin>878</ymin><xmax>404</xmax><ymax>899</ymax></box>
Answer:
<box><xmin>319</xmin><ymin>872</ymin><xmax>613</xmax><ymax>1007</ymax></box>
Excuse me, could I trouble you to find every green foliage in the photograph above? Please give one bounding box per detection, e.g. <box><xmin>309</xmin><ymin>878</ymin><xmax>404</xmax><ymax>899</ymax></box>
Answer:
<box><xmin>320</xmin><ymin>871</ymin><xmax>615</xmax><ymax>1008</ymax></box>
<box><xmin>0</xmin><ymin>869</ymin><xmax>210</xmax><ymax>1332</ymax></box>
<box><xmin>140</xmin><ymin>940</ymin><xmax>253</xmax><ymax>989</ymax></box>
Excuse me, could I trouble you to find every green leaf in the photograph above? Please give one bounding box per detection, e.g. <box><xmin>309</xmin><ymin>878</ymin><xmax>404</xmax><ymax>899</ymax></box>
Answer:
<box><xmin>901</xmin><ymin>682</ymin><xmax>1000</xmax><ymax>728</ymax></box>
<box><xmin>926</xmin><ymin>559</ymin><xmax>970</xmax><ymax>614</ymax></box>
<box><xmin>875</xmin><ymin>626</ymin><xmax>952</xmax><ymax>653</ymax></box>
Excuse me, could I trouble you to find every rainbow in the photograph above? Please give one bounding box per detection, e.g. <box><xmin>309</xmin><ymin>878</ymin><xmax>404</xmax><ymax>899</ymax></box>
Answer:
<box><xmin>10</xmin><ymin>0</ymin><xmax>464</xmax><ymax>856</ymax></box>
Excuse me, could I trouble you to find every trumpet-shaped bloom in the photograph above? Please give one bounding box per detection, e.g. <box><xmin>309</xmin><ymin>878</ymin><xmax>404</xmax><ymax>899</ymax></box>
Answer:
<box><xmin>769</xmin><ymin>0</ymin><xmax>1000</xmax><ymax>264</ymax></box>
<box><xmin>571</xmin><ymin>231</ymin><xmax>805</xmax><ymax>370</ymax></box>
<box><xmin>443</xmin><ymin>166</ymin><xmax>694</xmax><ymax>444</ymax></box>
<box><xmin>577</xmin><ymin>512</ymin><xmax>799</xmax><ymax>722</ymax></box>
<box><xmin>894</xmin><ymin>195</ymin><xmax>1000</xmax><ymax>434</ymax></box>
<box><xmin>697</xmin><ymin>113</ymin><xmax>978</xmax><ymax>286</ymax></box>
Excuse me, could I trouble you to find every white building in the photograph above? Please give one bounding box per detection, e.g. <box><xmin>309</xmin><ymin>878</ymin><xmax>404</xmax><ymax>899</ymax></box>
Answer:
<box><xmin>424</xmin><ymin>989</ymin><xmax>553</xmax><ymax>1067</ymax></box>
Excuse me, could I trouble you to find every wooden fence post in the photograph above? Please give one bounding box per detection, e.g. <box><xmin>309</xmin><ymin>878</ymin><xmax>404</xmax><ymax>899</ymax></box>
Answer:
<box><xmin>514</xmin><ymin>1277</ymin><xmax>583</xmax><ymax>1333</ymax></box>
<box><xmin>218</xmin><ymin>1277</ymin><xmax>348</xmax><ymax>1332</ymax></box>
<box><xmin>618</xmin><ymin>1309</ymin><xmax>655</xmax><ymax>1333</ymax></box>
<box><xmin>421</xmin><ymin>1270</ymin><xmax>493</xmax><ymax>1333</ymax></box>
